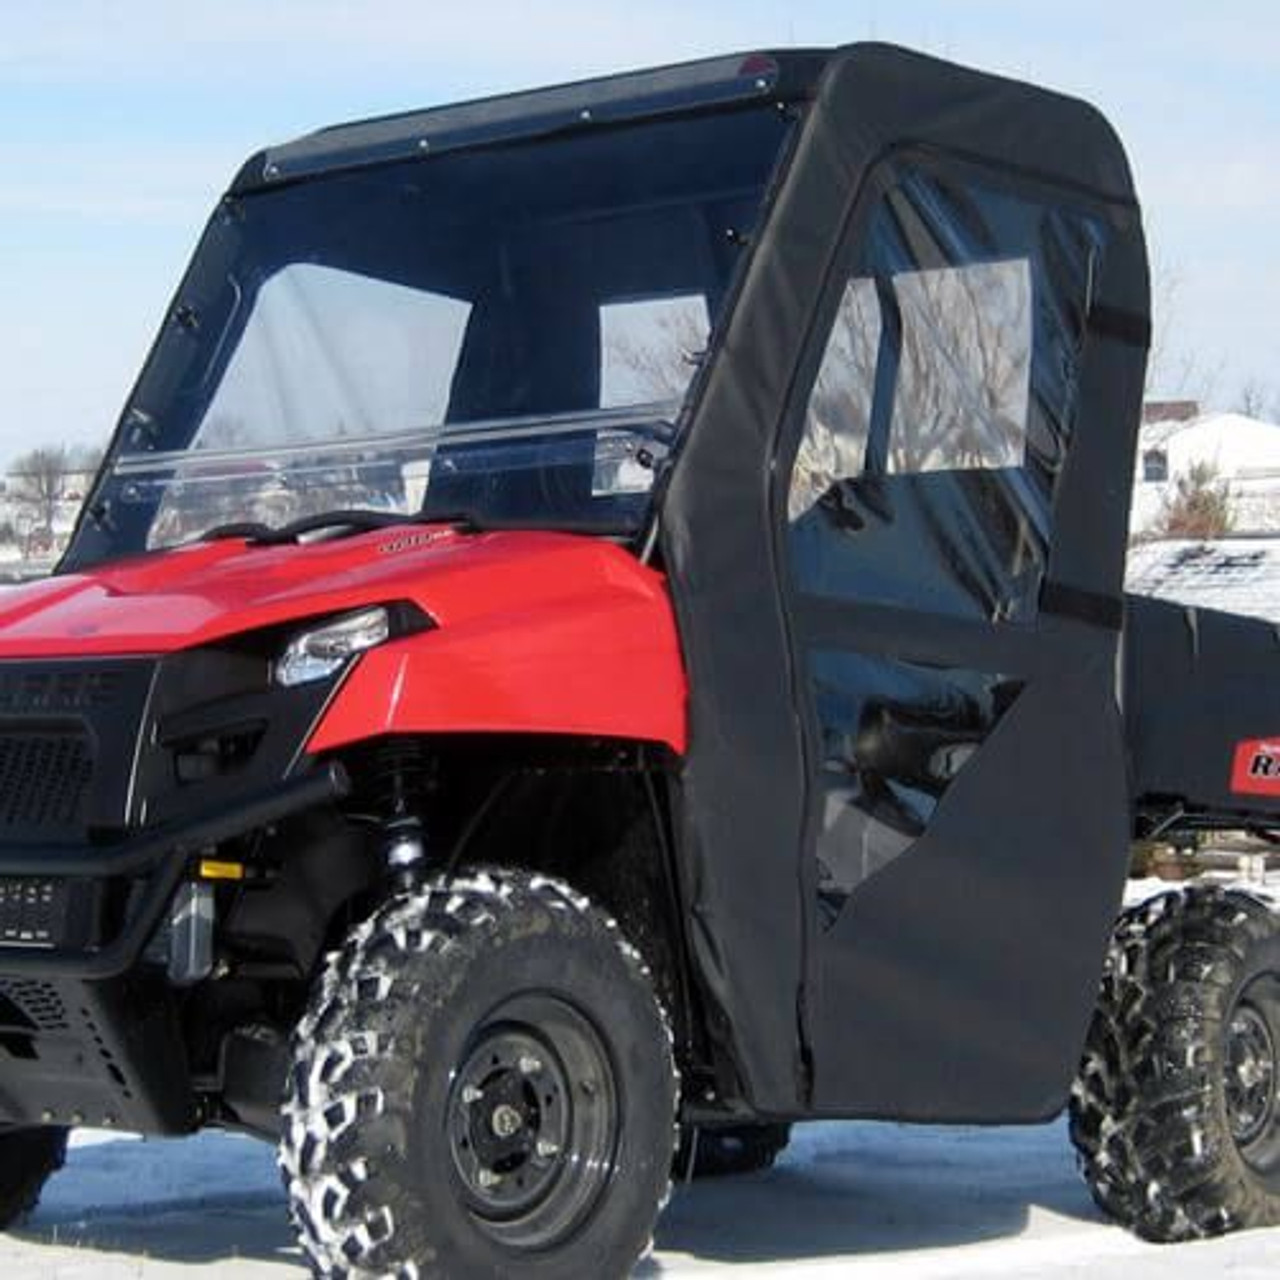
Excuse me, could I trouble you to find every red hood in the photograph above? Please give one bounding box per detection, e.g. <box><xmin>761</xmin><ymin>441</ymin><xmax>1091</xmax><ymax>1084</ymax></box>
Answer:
<box><xmin>0</xmin><ymin>529</ymin><xmax>668</xmax><ymax>659</ymax></box>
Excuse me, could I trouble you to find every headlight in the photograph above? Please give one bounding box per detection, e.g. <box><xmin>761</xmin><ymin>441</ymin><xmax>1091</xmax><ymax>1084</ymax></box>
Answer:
<box><xmin>275</xmin><ymin>607</ymin><xmax>391</xmax><ymax>687</ymax></box>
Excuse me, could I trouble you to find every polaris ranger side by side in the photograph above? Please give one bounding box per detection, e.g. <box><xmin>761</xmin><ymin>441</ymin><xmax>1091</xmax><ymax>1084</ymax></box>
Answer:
<box><xmin>0</xmin><ymin>41</ymin><xmax>1277</xmax><ymax>1278</ymax></box>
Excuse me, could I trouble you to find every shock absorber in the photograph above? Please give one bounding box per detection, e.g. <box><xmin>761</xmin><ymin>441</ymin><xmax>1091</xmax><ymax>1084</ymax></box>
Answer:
<box><xmin>374</xmin><ymin>741</ymin><xmax>436</xmax><ymax>887</ymax></box>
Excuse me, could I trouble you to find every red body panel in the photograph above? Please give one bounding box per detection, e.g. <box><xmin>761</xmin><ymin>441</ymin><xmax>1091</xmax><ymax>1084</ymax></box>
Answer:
<box><xmin>0</xmin><ymin>530</ymin><xmax>688</xmax><ymax>753</ymax></box>
<box><xmin>1230</xmin><ymin>738</ymin><xmax>1280</xmax><ymax>797</ymax></box>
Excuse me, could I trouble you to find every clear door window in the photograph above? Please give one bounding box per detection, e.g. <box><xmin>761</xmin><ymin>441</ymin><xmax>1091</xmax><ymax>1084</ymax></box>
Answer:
<box><xmin>787</xmin><ymin>164</ymin><xmax>1105</xmax><ymax>624</ymax></box>
<box><xmin>789</xmin><ymin>278</ymin><xmax>882</xmax><ymax>520</ymax></box>
<box><xmin>888</xmin><ymin>260</ymin><xmax>1031</xmax><ymax>473</ymax></box>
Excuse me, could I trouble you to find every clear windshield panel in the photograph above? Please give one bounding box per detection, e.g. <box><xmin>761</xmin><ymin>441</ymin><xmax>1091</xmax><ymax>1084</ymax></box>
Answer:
<box><xmin>192</xmin><ymin>264</ymin><xmax>475</xmax><ymax>453</ymax></box>
<box><xmin>72</xmin><ymin>106</ymin><xmax>792</xmax><ymax>563</ymax></box>
<box><xmin>113</xmin><ymin>406</ymin><xmax>676</xmax><ymax>545</ymax></box>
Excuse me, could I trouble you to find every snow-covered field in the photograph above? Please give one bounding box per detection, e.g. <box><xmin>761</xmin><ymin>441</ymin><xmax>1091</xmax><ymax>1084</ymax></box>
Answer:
<box><xmin>1</xmin><ymin>1118</ymin><xmax>1277</xmax><ymax>1278</ymax></box>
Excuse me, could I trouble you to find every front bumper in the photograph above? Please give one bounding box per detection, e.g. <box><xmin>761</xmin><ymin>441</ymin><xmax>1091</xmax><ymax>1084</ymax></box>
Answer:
<box><xmin>0</xmin><ymin>764</ymin><xmax>347</xmax><ymax>1132</ymax></box>
<box><xmin>0</xmin><ymin>765</ymin><xmax>347</xmax><ymax>979</ymax></box>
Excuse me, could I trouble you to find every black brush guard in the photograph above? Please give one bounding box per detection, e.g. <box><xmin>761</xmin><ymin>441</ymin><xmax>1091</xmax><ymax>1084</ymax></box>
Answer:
<box><xmin>0</xmin><ymin>764</ymin><xmax>347</xmax><ymax>1132</ymax></box>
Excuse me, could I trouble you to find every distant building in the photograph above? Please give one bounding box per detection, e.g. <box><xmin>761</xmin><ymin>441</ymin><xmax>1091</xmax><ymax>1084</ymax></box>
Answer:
<box><xmin>1128</xmin><ymin>409</ymin><xmax>1280</xmax><ymax>621</ymax></box>
<box><xmin>1130</xmin><ymin>412</ymin><xmax>1280</xmax><ymax>537</ymax></box>
<box><xmin>1142</xmin><ymin>399</ymin><xmax>1200</xmax><ymax>426</ymax></box>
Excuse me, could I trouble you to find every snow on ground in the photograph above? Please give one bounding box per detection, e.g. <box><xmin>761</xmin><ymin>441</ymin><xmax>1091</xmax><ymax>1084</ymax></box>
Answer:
<box><xmin>2</xmin><ymin>876</ymin><xmax>1274</xmax><ymax>1277</ymax></box>
<box><xmin>1</xmin><ymin>1118</ymin><xmax>1278</xmax><ymax>1278</ymax></box>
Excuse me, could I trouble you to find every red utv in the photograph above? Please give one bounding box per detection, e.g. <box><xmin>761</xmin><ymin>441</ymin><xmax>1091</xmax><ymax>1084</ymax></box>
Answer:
<box><xmin>0</xmin><ymin>42</ymin><xmax>1277</xmax><ymax>1278</ymax></box>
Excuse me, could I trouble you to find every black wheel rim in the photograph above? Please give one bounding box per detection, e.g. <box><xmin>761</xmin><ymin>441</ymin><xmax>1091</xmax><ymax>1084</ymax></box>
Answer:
<box><xmin>1224</xmin><ymin>975</ymin><xmax>1280</xmax><ymax>1174</ymax></box>
<box><xmin>446</xmin><ymin>993</ymin><xmax>619</xmax><ymax>1250</ymax></box>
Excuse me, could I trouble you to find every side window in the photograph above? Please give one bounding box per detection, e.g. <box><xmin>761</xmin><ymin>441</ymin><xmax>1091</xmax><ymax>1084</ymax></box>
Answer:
<box><xmin>787</xmin><ymin>165</ymin><xmax>1104</xmax><ymax>624</ymax></box>
<box><xmin>598</xmin><ymin>294</ymin><xmax>710</xmax><ymax>409</ymax></box>
<box><xmin>889</xmin><ymin>260</ymin><xmax>1031</xmax><ymax>473</ymax></box>
<box><xmin>592</xmin><ymin>294</ymin><xmax>710</xmax><ymax>498</ymax></box>
<box><xmin>789</xmin><ymin>279</ymin><xmax>882</xmax><ymax>520</ymax></box>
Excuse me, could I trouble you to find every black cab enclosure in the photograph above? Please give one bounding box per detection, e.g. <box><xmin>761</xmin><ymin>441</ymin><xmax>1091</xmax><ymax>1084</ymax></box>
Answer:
<box><xmin>662</xmin><ymin>43</ymin><xmax>1151</xmax><ymax>1122</ymax></box>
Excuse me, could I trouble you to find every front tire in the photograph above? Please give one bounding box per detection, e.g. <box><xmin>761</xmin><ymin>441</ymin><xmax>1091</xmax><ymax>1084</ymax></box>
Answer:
<box><xmin>281</xmin><ymin>870</ymin><xmax>678</xmax><ymax>1279</ymax></box>
<box><xmin>1070</xmin><ymin>888</ymin><xmax>1280</xmax><ymax>1241</ymax></box>
<box><xmin>0</xmin><ymin>1127</ymin><xmax>67</xmax><ymax>1228</ymax></box>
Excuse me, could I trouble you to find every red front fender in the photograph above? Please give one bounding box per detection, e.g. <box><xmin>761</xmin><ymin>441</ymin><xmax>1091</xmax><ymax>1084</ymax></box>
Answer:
<box><xmin>306</xmin><ymin>544</ymin><xmax>688</xmax><ymax>755</ymax></box>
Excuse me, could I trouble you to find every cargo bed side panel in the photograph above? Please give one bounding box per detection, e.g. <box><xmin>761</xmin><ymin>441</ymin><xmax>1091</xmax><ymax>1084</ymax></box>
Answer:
<box><xmin>1125</xmin><ymin>592</ymin><xmax>1280</xmax><ymax>822</ymax></box>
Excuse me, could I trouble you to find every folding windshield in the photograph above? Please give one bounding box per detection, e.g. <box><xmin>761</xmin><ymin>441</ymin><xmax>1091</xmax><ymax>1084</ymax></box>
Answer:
<box><xmin>67</xmin><ymin>105</ymin><xmax>794</xmax><ymax>566</ymax></box>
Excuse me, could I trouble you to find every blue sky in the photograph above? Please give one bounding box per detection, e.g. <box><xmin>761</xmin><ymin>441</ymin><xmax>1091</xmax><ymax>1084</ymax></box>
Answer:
<box><xmin>2</xmin><ymin>0</ymin><xmax>1277</xmax><ymax>464</ymax></box>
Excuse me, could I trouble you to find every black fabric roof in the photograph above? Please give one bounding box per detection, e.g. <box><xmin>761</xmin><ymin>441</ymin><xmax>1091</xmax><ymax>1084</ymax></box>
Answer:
<box><xmin>233</xmin><ymin>49</ymin><xmax>828</xmax><ymax>193</ymax></box>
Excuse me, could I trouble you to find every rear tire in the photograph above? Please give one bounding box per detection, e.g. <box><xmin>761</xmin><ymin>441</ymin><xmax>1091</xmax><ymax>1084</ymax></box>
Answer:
<box><xmin>676</xmin><ymin>1122</ymin><xmax>792</xmax><ymax>1179</ymax></box>
<box><xmin>0</xmin><ymin>1127</ymin><xmax>67</xmax><ymax>1228</ymax></box>
<box><xmin>281</xmin><ymin>869</ymin><xmax>678</xmax><ymax>1279</ymax></box>
<box><xmin>1070</xmin><ymin>888</ymin><xmax>1280</xmax><ymax>1241</ymax></box>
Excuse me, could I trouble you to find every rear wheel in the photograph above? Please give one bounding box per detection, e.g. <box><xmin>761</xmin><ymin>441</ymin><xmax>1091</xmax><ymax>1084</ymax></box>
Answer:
<box><xmin>676</xmin><ymin>1122</ymin><xmax>792</xmax><ymax>1179</ymax></box>
<box><xmin>1070</xmin><ymin>888</ymin><xmax>1280</xmax><ymax>1241</ymax></box>
<box><xmin>0</xmin><ymin>1127</ymin><xmax>67</xmax><ymax>1228</ymax></box>
<box><xmin>281</xmin><ymin>870</ymin><xmax>678</xmax><ymax>1279</ymax></box>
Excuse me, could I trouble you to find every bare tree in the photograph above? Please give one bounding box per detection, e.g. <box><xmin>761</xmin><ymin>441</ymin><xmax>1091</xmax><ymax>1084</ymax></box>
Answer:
<box><xmin>63</xmin><ymin>445</ymin><xmax>105</xmax><ymax>501</ymax></box>
<box><xmin>10</xmin><ymin>445</ymin><xmax>74</xmax><ymax>542</ymax></box>
<box><xmin>1145</xmin><ymin>250</ymin><xmax>1223</xmax><ymax>406</ymax></box>
<box><xmin>1145</xmin><ymin>249</ymin><xmax>1182</xmax><ymax>396</ymax></box>
<box><xmin>601</xmin><ymin>307</ymin><xmax>707</xmax><ymax>405</ymax></box>
<box><xmin>70</xmin><ymin>443</ymin><xmax>104</xmax><ymax>472</ymax></box>
<box><xmin>1238</xmin><ymin>379</ymin><xmax>1277</xmax><ymax>422</ymax></box>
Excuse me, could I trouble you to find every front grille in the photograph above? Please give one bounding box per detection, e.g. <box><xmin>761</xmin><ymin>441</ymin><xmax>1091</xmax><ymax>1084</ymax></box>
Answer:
<box><xmin>0</xmin><ymin>732</ymin><xmax>93</xmax><ymax>831</ymax></box>
<box><xmin>0</xmin><ymin>659</ymin><xmax>154</xmax><ymax>836</ymax></box>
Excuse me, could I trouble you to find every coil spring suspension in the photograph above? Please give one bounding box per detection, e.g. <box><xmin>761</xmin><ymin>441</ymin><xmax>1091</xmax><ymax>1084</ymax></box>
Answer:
<box><xmin>372</xmin><ymin>741</ymin><xmax>436</xmax><ymax>886</ymax></box>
